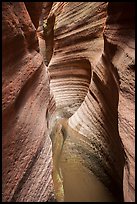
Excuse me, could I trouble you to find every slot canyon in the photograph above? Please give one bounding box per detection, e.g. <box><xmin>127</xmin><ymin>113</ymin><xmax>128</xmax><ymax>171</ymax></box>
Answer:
<box><xmin>2</xmin><ymin>2</ymin><xmax>135</xmax><ymax>202</ymax></box>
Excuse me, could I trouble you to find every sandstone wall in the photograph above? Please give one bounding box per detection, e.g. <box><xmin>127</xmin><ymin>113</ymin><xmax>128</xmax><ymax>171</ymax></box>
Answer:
<box><xmin>2</xmin><ymin>2</ymin><xmax>54</xmax><ymax>202</ymax></box>
<box><xmin>104</xmin><ymin>3</ymin><xmax>135</xmax><ymax>202</ymax></box>
<box><xmin>46</xmin><ymin>2</ymin><xmax>135</xmax><ymax>201</ymax></box>
<box><xmin>2</xmin><ymin>2</ymin><xmax>135</xmax><ymax>202</ymax></box>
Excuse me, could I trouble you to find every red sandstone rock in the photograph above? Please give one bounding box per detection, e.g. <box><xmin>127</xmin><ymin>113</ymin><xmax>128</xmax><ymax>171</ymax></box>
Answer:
<box><xmin>2</xmin><ymin>2</ymin><xmax>54</xmax><ymax>202</ymax></box>
<box><xmin>46</xmin><ymin>2</ymin><xmax>135</xmax><ymax>202</ymax></box>
<box><xmin>104</xmin><ymin>3</ymin><xmax>135</xmax><ymax>202</ymax></box>
<box><xmin>2</xmin><ymin>1</ymin><xmax>135</xmax><ymax>202</ymax></box>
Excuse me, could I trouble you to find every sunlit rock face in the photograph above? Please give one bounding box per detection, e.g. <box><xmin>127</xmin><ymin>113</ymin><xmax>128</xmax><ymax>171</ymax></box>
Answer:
<box><xmin>2</xmin><ymin>2</ymin><xmax>54</xmax><ymax>202</ymax></box>
<box><xmin>45</xmin><ymin>2</ymin><xmax>135</xmax><ymax>202</ymax></box>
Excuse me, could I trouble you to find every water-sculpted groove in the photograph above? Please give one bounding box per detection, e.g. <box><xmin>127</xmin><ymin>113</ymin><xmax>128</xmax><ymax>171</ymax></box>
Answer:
<box><xmin>45</xmin><ymin>2</ymin><xmax>134</xmax><ymax>202</ymax></box>
<box><xmin>2</xmin><ymin>2</ymin><xmax>135</xmax><ymax>202</ymax></box>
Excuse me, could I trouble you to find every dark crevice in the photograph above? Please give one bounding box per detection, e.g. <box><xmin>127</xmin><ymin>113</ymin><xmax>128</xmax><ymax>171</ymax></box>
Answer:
<box><xmin>89</xmin><ymin>88</ymin><xmax>99</xmax><ymax>103</ymax></box>
<box><xmin>43</xmin><ymin>14</ymin><xmax>55</xmax><ymax>66</ymax></box>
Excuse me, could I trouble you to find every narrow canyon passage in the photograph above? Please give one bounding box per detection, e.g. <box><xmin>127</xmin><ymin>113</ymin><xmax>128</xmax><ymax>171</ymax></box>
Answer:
<box><xmin>38</xmin><ymin>3</ymin><xmax>126</xmax><ymax>202</ymax></box>
<box><xmin>2</xmin><ymin>2</ymin><xmax>135</xmax><ymax>202</ymax></box>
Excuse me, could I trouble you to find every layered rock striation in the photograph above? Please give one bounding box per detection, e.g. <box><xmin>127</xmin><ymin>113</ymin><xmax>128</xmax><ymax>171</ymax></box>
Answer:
<box><xmin>104</xmin><ymin>3</ymin><xmax>135</xmax><ymax>202</ymax></box>
<box><xmin>2</xmin><ymin>2</ymin><xmax>135</xmax><ymax>202</ymax></box>
<box><xmin>45</xmin><ymin>2</ymin><xmax>135</xmax><ymax>202</ymax></box>
<box><xmin>2</xmin><ymin>2</ymin><xmax>54</xmax><ymax>202</ymax></box>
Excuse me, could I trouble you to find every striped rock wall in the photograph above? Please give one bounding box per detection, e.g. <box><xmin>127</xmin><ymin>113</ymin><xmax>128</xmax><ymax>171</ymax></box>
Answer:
<box><xmin>2</xmin><ymin>2</ymin><xmax>54</xmax><ymax>202</ymax></box>
<box><xmin>104</xmin><ymin>3</ymin><xmax>135</xmax><ymax>202</ymax></box>
<box><xmin>2</xmin><ymin>2</ymin><xmax>135</xmax><ymax>202</ymax></box>
<box><xmin>46</xmin><ymin>2</ymin><xmax>135</xmax><ymax>202</ymax></box>
<box><xmin>48</xmin><ymin>2</ymin><xmax>107</xmax><ymax>116</ymax></box>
